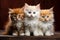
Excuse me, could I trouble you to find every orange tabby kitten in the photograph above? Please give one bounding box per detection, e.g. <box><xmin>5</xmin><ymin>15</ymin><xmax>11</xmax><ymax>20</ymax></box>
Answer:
<box><xmin>39</xmin><ymin>7</ymin><xmax>54</xmax><ymax>36</ymax></box>
<box><xmin>2</xmin><ymin>8</ymin><xmax>25</xmax><ymax>36</ymax></box>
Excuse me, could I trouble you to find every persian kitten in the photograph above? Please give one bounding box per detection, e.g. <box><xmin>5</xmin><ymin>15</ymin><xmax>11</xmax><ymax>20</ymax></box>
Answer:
<box><xmin>39</xmin><ymin>7</ymin><xmax>54</xmax><ymax>36</ymax></box>
<box><xmin>24</xmin><ymin>3</ymin><xmax>41</xmax><ymax>36</ymax></box>
<box><xmin>2</xmin><ymin>8</ymin><xmax>25</xmax><ymax>36</ymax></box>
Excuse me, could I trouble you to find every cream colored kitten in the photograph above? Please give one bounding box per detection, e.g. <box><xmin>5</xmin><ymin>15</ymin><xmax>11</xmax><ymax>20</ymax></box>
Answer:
<box><xmin>39</xmin><ymin>7</ymin><xmax>54</xmax><ymax>36</ymax></box>
<box><xmin>24</xmin><ymin>3</ymin><xmax>41</xmax><ymax>36</ymax></box>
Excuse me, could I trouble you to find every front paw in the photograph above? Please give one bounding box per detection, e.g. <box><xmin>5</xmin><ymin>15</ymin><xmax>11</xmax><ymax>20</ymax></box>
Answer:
<box><xmin>13</xmin><ymin>33</ymin><xmax>18</xmax><ymax>36</ymax></box>
<box><xmin>45</xmin><ymin>32</ymin><xmax>54</xmax><ymax>36</ymax></box>
<box><xmin>20</xmin><ymin>33</ymin><xmax>25</xmax><ymax>36</ymax></box>
<box><xmin>39</xmin><ymin>32</ymin><xmax>43</xmax><ymax>36</ymax></box>
<box><xmin>25</xmin><ymin>32</ymin><xmax>30</xmax><ymax>36</ymax></box>
<box><xmin>51</xmin><ymin>33</ymin><xmax>54</xmax><ymax>35</ymax></box>
<box><xmin>34</xmin><ymin>31</ymin><xmax>40</xmax><ymax>36</ymax></box>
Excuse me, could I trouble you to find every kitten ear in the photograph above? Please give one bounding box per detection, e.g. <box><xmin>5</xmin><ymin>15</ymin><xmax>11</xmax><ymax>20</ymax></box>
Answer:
<box><xmin>21</xmin><ymin>6</ymin><xmax>24</xmax><ymax>10</ymax></box>
<box><xmin>8</xmin><ymin>8</ymin><xmax>13</xmax><ymax>13</ymax></box>
<box><xmin>49</xmin><ymin>7</ymin><xmax>54</xmax><ymax>11</ymax></box>
<box><xmin>25</xmin><ymin>3</ymin><xmax>29</xmax><ymax>7</ymax></box>
<box><xmin>9</xmin><ymin>8</ymin><xmax>13</xmax><ymax>11</ymax></box>
<box><xmin>36</xmin><ymin>4</ymin><xmax>40</xmax><ymax>9</ymax></box>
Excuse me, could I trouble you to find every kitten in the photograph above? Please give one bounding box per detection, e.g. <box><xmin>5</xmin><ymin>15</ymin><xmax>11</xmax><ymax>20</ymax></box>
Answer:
<box><xmin>39</xmin><ymin>7</ymin><xmax>54</xmax><ymax>36</ymax></box>
<box><xmin>2</xmin><ymin>8</ymin><xmax>25</xmax><ymax>36</ymax></box>
<box><xmin>24</xmin><ymin>3</ymin><xmax>41</xmax><ymax>36</ymax></box>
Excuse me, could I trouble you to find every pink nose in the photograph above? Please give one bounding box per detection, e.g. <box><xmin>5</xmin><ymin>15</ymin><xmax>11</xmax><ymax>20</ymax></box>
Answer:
<box><xmin>45</xmin><ymin>19</ymin><xmax>48</xmax><ymax>21</ymax></box>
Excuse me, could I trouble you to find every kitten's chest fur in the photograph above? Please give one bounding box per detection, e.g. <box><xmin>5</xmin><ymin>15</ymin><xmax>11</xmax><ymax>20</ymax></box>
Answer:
<box><xmin>24</xmin><ymin>18</ymin><xmax>39</xmax><ymax>27</ymax></box>
<box><xmin>12</xmin><ymin>20</ymin><xmax>23</xmax><ymax>29</ymax></box>
<box><xmin>39</xmin><ymin>21</ymin><xmax>53</xmax><ymax>29</ymax></box>
<box><xmin>16</xmin><ymin>21</ymin><xmax>22</xmax><ymax>28</ymax></box>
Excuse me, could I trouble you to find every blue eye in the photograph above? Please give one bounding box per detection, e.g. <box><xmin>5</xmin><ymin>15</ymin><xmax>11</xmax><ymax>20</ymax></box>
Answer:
<box><xmin>28</xmin><ymin>12</ymin><xmax>31</xmax><ymax>14</ymax></box>
<box><xmin>33</xmin><ymin>12</ymin><xmax>35</xmax><ymax>14</ymax></box>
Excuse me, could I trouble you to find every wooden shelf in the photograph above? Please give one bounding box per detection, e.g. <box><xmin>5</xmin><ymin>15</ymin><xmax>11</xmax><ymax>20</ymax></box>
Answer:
<box><xmin>0</xmin><ymin>30</ymin><xmax>60</xmax><ymax>40</ymax></box>
<box><xmin>0</xmin><ymin>32</ymin><xmax>60</xmax><ymax>40</ymax></box>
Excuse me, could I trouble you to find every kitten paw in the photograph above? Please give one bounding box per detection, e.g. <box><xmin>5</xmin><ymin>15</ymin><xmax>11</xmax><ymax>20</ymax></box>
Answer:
<box><xmin>34</xmin><ymin>31</ymin><xmax>39</xmax><ymax>36</ymax></box>
<box><xmin>13</xmin><ymin>33</ymin><xmax>18</xmax><ymax>36</ymax></box>
<box><xmin>50</xmin><ymin>33</ymin><xmax>54</xmax><ymax>35</ymax></box>
<box><xmin>25</xmin><ymin>32</ymin><xmax>30</xmax><ymax>36</ymax></box>
<box><xmin>39</xmin><ymin>32</ymin><xmax>43</xmax><ymax>36</ymax></box>
<box><xmin>38</xmin><ymin>31</ymin><xmax>44</xmax><ymax>36</ymax></box>
<box><xmin>20</xmin><ymin>33</ymin><xmax>25</xmax><ymax>36</ymax></box>
<box><xmin>45</xmin><ymin>32</ymin><xmax>54</xmax><ymax>36</ymax></box>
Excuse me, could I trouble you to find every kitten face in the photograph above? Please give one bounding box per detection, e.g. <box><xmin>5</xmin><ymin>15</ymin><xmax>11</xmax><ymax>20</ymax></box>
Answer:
<box><xmin>10</xmin><ymin>13</ymin><xmax>17</xmax><ymax>21</ymax></box>
<box><xmin>9</xmin><ymin>8</ymin><xmax>24</xmax><ymax>21</ymax></box>
<box><xmin>24</xmin><ymin>3</ymin><xmax>40</xmax><ymax>18</ymax></box>
<box><xmin>39</xmin><ymin>7</ymin><xmax>54</xmax><ymax>22</ymax></box>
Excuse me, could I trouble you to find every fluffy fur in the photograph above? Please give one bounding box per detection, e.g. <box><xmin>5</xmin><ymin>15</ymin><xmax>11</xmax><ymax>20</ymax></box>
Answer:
<box><xmin>2</xmin><ymin>8</ymin><xmax>25</xmax><ymax>36</ymax></box>
<box><xmin>24</xmin><ymin>3</ymin><xmax>41</xmax><ymax>36</ymax></box>
<box><xmin>39</xmin><ymin>7</ymin><xmax>54</xmax><ymax>36</ymax></box>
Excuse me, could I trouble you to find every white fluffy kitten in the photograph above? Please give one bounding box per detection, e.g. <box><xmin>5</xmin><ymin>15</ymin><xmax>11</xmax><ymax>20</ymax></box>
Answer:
<box><xmin>39</xmin><ymin>7</ymin><xmax>54</xmax><ymax>36</ymax></box>
<box><xmin>24</xmin><ymin>3</ymin><xmax>41</xmax><ymax>36</ymax></box>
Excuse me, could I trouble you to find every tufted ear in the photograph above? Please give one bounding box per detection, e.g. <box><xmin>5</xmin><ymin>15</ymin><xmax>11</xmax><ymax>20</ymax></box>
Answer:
<box><xmin>9</xmin><ymin>8</ymin><xmax>13</xmax><ymax>11</ymax></box>
<box><xmin>24</xmin><ymin>3</ymin><xmax>29</xmax><ymax>8</ymax></box>
<box><xmin>21</xmin><ymin>6</ymin><xmax>24</xmax><ymax>10</ymax></box>
<box><xmin>8</xmin><ymin>8</ymin><xmax>13</xmax><ymax>13</ymax></box>
<box><xmin>49</xmin><ymin>7</ymin><xmax>54</xmax><ymax>11</ymax></box>
<box><xmin>36</xmin><ymin>4</ymin><xmax>40</xmax><ymax>9</ymax></box>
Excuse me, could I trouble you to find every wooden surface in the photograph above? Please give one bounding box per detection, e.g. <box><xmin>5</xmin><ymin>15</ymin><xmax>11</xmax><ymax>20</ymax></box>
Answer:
<box><xmin>0</xmin><ymin>32</ymin><xmax>60</xmax><ymax>40</ymax></box>
<box><xmin>0</xmin><ymin>32</ymin><xmax>60</xmax><ymax>38</ymax></box>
